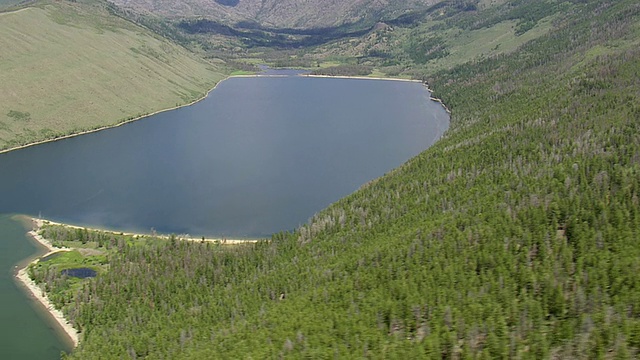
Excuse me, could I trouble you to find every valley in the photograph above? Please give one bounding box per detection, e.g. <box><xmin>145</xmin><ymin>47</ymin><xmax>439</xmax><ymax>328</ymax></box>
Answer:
<box><xmin>0</xmin><ymin>0</ymin><xmax>639</xmax><ymax>358</ymax></box>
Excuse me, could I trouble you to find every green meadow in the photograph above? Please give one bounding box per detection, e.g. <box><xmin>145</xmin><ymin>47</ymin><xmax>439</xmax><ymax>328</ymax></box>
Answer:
<box><xmin>0</xmin><ymin>0</ymin><xmax>225</xmax><ymax>151</ymax></box>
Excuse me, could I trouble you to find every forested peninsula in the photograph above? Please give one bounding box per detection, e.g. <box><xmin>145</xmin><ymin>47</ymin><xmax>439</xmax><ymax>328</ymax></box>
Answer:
<box><xmin>9</xmin><ymin>0</ymin><xmax>640</xmax><ymax>358</ymax></box>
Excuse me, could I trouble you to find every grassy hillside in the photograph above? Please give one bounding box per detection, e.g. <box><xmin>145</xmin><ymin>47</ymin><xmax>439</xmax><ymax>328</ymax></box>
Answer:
<box><xmin>105</xmin><ymin>0</ymin><xmax>557</xmax><ymax>62</ymax></box>
<box><xmin>25</xmin><ymin>0</ymin><xmax>639</xmax><ymax>359</ymax></box>
<box><xmin>0</xmin><ymin>0</ymin><xmax>225</xmax><ymax>151</ymax></box>
<box><xmin>109</xmin><ymin>0</ymin><xmax>438</xmax><ymax>29</ymax></box>
<box><xmin>267</xmin><ymin>0</ymin><xmax>569</xmax><ymax>77</ymax></box>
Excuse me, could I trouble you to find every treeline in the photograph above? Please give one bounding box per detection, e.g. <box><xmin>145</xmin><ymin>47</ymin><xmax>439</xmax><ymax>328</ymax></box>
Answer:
<box><xmin>405</xmin><ymin>35</ymin><xmax>449</xmax><ymax>64</ymax></box>
<box><xmin>323</xmin><ymin>0</ymin><xmax>594</xmax><ymax>79</ymax></box>
<box><xmin>443</xmin><ymin>0</ymin><xmax>566</xmax><ymax>34</ymax></box>
<box><xmin>310</xmin><ymin>65</ymin><xmax>373</xmax><ymax>77</ymax></box>
<box><xmin>42</xmin><ymin>0</ymin><xmax>640</xmax><ymax>358</ymax></box>
<box><xmin>177</xmin><ymin>18</ymin><xmax>373</xmax><ymax>49</ymax></box>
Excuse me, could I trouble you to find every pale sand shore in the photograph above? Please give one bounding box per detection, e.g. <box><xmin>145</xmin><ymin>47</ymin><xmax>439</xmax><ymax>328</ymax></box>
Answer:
<box><xmin>15</xmin><ymin>224</ymin><xmax>79</xmax><ymax>347</ymax></box>
<box><xmin>429</xmin><ymin>96</ymin><xmax>452</xmax><ymax>114</ymax></box>
<box><xmin>35</xmin><ymin>218</ymin><xmax>264</xmax><ymax>244</ymax></box>
<box><xmin>15</xmin><ymin>218</ymin><xmax>264</xmax><ymax>349</ymax></box>
<box><xmin>302</xmin><ymin>74</ymin><xmax>421</xmax><ymax>82</ymax></box>
<box><xmin>304</xmin><ymin>74</ymin><xmax>452</xmax><ymax>113</ymax></box>
<box><xmin>231</xmin><ymin>74</ymin><xmax>291</xmax><ymax>78</ymax></box>
<box><xmin>422</xmin><ymin>82</ymin><xmax>452</xmax><ymax>114</ymax></box>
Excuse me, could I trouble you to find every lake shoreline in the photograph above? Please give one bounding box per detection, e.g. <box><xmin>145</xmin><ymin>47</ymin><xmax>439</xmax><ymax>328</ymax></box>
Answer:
<box><xmin>5</xmin><ymin>71</ymin><xmax>446</xmax><ymax>353</ymax></box>
<box><xmin>0</xmin><ymin>73</ymin><xmax>300</xmax><ymax>155</ymax></box>
<box><xmin>14</xmin><ymin>218</ymin><xmax>79</xmax><ymax>348</ymax></box>
<box><xmin>36</xmin><ymin>218</ymin><xmax>265</xmax><ymax>244</ymax></box>
<box><xmin>13</xmin><ymin>216</ymin><xmax>263</xmax><ymax>351</ymax></box>
<box><xmin>0</xmin><ymin>72</ymin><xmax>450</xmax><ymax>155</ymax></box>
<box><xmin>302</xmin><ymin>74</ymin><xmax>421</xmax><ymax>82</ymax></box>
<box><xmin>0</xmin><ymin>76</ymin><xmax>226</xmax><ymax>155</ymax></box>
<box><xmin>302</xmin><ymin>74</ymin><xmax>451</xmax><ymax>114</ymax></box>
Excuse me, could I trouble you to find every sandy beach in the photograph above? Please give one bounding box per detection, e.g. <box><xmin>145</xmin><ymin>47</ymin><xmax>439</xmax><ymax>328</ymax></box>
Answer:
<box><xmin>14</xmin><ymin>217</ymin><xmax>263</xmax><ymax>350</ymax></box>
<box><xmin>14</xmin><ymin>222</ymin><xmax>79</xmax><ymax>347</ymax></box>
<box><xmin>35</xmin><ymin>218</ymin><xmax>264</xmax><ymax>244</ymax></box>
<box><xmin>302</xmin><ymin>74</ymin><xmax>421</xmax><ymax>82</ymax></box>
<box><xmin>304</xmin><ymin>74</ymin><xmax>452</xmax><ymax>113</ymax></box>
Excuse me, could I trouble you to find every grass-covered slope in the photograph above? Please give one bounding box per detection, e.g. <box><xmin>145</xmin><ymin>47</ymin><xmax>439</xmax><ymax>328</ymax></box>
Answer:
<box><xmin>0</xmin><ymin>0</ymin><xmax>225</xmax><ymax>151</ymax></box>
<box><xmin>299</xmin><ymin>0</ymin><xmax>571</xmax><ymax>78</ymax></box>
<box><xmin>39</xmin><ymin>0</ymin><xmax>640</xmax><ymax>358</ymax></box>
<box><xmin>110</xmin><ymin>0</ymin><xmax>437</xmax><ymax>29</ymax></box>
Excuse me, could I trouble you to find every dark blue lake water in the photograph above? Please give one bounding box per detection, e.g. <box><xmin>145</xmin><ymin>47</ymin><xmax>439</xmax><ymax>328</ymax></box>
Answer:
<box><xmin>0</xmin><ymin>76</ymin><xmax>448</xmax><ymax>238</ymax></box>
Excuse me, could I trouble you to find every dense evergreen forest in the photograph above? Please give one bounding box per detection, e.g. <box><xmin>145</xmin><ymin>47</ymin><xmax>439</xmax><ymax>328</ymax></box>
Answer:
<box><xmin>28</xmin><ymin>0</ymin><xmax>640</xmax><ymax>358</ymax></box>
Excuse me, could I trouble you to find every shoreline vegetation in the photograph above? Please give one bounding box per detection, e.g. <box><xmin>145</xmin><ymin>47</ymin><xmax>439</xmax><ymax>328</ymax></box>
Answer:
<box><xmin>15</xmin><ymin>220</ymin><xmax>79</xmax><ymax>347</ymax></box>
<box><xmin>35</xmin><ymin>218</ymin><xmax>264</xmax><ymax>245</ymax></box>
<box><xmin>8</xmin><ymin>71</ymin><xmax>449</xmax><ymax>352</ymax></box>
<box><xmin>14</xmin><ymin>217</ymin><xmax>263</xmax><ymax>349</ymax></box>
<box><xmin>0</xmin><ymin>72</ymin><xmax>450</xmax><ymax>155</ymax></box>
<box><xmin>302</xmin><ymin>74</ymin><xmax>452</xmax><ymax>113</ymax></box>
<box><xmin>5</xmin><ymin>0</ymin><xmax>636</xmax><ymax>356</ymax></box>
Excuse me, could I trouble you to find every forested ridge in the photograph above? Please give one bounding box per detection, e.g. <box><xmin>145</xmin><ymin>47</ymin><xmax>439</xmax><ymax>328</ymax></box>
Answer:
<box><xmin>30</xmin><ymin>0</ymin><xmax>640</xmax><ymax>358</ymax></box>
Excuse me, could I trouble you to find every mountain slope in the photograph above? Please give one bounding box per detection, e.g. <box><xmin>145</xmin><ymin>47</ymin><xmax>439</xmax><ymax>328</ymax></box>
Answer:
<box><xmin>0</xmin><ymin>0</ymin><xmax>225</xmax><ymax>151</ymax></box>
<box><xmin>36</xmin><ymin>0</ymin><xmax>640</xmax><ymax>358</ymax></box>
<box><xmin>109</xmin><ymin>0</ymin><xmax>438</xmax><ymax>29</ymax></box>
<box><xmin>276</xmin><ymin>0</ymin><xmax>572</xmax><ymax>78</ymax></box>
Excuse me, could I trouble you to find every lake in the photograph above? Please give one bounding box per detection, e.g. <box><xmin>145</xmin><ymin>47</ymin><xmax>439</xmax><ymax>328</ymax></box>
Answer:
<box><xmin>0</xmin><ymin>75</ymin><xmax>449</xmax><ymax>238</ymax></box>
<box><xmin>0</xmin><ymin>215</ymin><xmax>73</xmax><ymax>358</ymax></box>
<box><xmin>0</xmin><ymin>74</ymin><xmax>448</xmax><ymax>358</ymax></box>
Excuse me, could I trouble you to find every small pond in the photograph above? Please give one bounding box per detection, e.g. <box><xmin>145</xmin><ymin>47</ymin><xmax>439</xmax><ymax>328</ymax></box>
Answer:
<box><xmin>61</xmin><ymin>267</ymin><xmax>97</xmax><ymax>279</ymax></box>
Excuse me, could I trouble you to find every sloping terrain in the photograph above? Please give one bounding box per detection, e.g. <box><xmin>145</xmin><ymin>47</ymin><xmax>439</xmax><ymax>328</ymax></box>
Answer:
<box><xmin>291</xmin><ymin>0</ymin><xmax>568</xmax><ymax>77</ymax></box>
<box><xmin>30</xmin><ymin>0</ymin><xmax>640</xmax><ymax>358</ymax></box>
<box><xmin>109</xmin><ymin>0</ymin><xmax>438</xmax><ymax>29</ymax></box>
<box><xmin>0</xmin><ymin>0</ymin><xmax>225</xmax><ymax>151</ymax></box>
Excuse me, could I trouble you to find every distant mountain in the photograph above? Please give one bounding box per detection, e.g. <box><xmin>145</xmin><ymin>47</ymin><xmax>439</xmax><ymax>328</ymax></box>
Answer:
<box><xmin>108</xmin><ymin>0</ymin><xmax>439</xmax><ymax>29</ymax></box>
